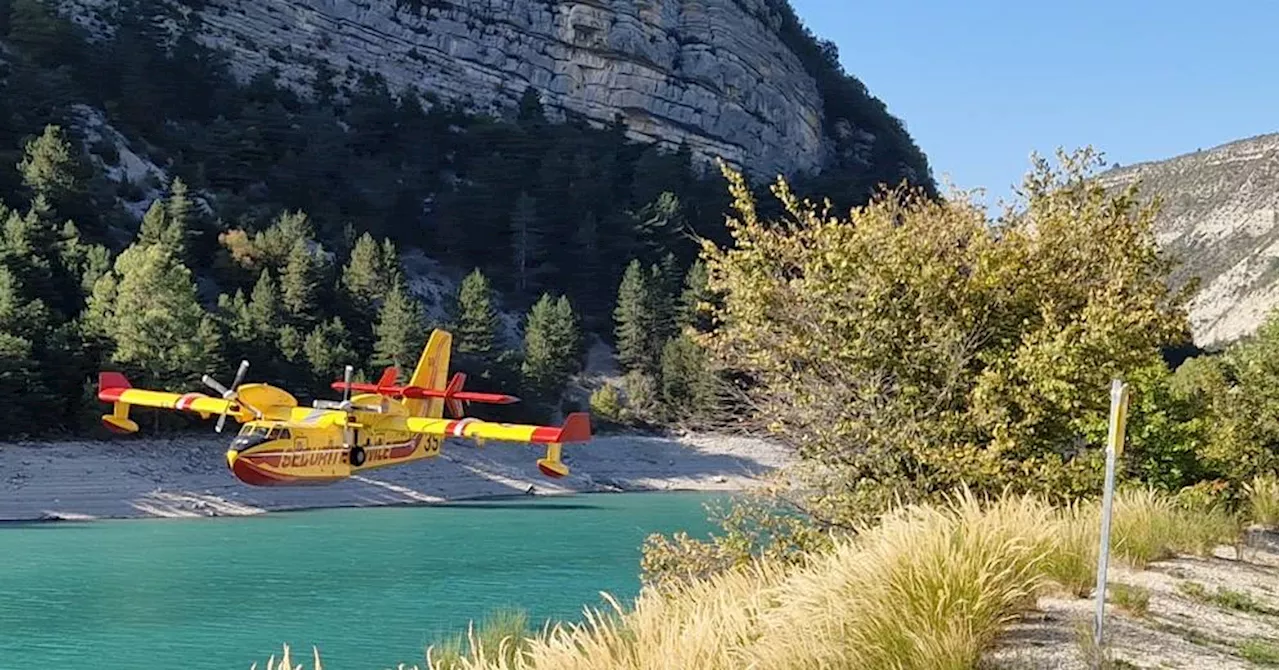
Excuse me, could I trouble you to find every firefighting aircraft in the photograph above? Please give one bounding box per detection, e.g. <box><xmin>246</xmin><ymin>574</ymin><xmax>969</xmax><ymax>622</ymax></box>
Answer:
<box><xmin>96</xmin><ymin>329</ymin><xmax>590</xmax><ymax>486</ymax></box>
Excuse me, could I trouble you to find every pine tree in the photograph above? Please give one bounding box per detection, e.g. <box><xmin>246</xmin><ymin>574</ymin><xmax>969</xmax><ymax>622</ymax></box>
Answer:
<box><xmin>304</xmin><ymin>316</ymin><xmax>356</xmax><ymax>394</ymax></box>
<box><xmin>650</xmin><ymin>256</ymin><xmax>679</xmax><ymax>347</ymax></box>
<box><xmin>247</xmin><ymin>269</ymin><xmax>281</xmax><ymax>337</ymax></box>
<box><xmin>0</xmin><ymin>205</ymin><xmax>57</xmax><ymax>318</ymax></box>
<box><xmin>630</xmin><ymin>192</ymin><xmax>685</xmax><ymax>263</ymax></box>
<box><xmin>509</xmin><ymin>192</ymin><xmax>547</xmax><ymax>302</ymax></box>
<box><xmin>162</xmin><ymin>177</ymin><xmax>193</xmax><ymax>260</ymax></box>
<box><xmin>16</xmin><ymin>124</ymin><xmax>89</xmax><ymax>224</ymax></box>
<box><xmin>137</xmin><ymin>199</ymin><xmax>168</xmax><ymax>247</ymax></box>
<box><xmin>557</xmin><ymin>295</ymin><xmax>585</xmax><ymax>368</ymax></box>
<box><xmin>614</xmin><ymin>259</ymin><xmax>655</xmax><ymax>374</ymax></box>
<box><xmin>254</xmin><ymin>210</ymin><xmax>313</xmax><ymax>268</ymax></box>
<box><xmin>660</xmin><ymin>332</ymin><xmax>717</xmax><ymax>424</ymax></box>
<box><xmin>0</xmin><ymin>331</ymin><xmax>50</xmax><ymax>437</ymax></box>
<box><xmin>94</xmin><ymin>243</ymin><xmax>221</xmax><ymax>388</ymax></box>
<box><xmin>453</xmin><ymin>268</ymin><xmax>501</xmax><ymax>361</ymax></box>
<box><xmin>341</xmin><ymin>232</ymin><xmax>385</xmax><ymax>318</ymax></box>
<box><xmin>5</xmin><ymin>0</ymin><xmax>71</xmax><ymax>67</ymax></box>
<box><xmin>521</xmin><ymin>293</ymin><xmax>581</xmax><ymax>410</ymax></box>
<box><xmin>281</xmin><ymin>238</ymin><xmax>320</xmax><ymax>325</ymax></box>
<box><xmin>373</xmin><ymin>280</ymin><xmax>426</xmax><ymax>371</ymax></box>
<box><xmin>679</xmin><ymin>258</ymin><xmax>712</xmax><ymax>331</ymax></box>
<box><xmin>380</xmin><ymin>238</ymin><xmax>402</xmax><ymax>284</ymax></box>
<box><xmin>570</xmin><ymin>211</ymin><xmax>605</xmax><ymax>331</ymax></box>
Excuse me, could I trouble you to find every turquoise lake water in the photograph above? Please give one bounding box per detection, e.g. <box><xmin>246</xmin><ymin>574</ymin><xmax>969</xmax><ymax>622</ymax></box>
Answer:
<box><xmin>0</xmin><ymin>492</ymin><xmax>725</xmax><ymax>669</ymax></box>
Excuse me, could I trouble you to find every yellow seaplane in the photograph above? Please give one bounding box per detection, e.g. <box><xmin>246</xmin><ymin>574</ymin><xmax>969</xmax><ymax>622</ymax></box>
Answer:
<box><xmin>96</xmin><ymin>329</ymin><xmax>590</xmax><ymax>486</ymax></box>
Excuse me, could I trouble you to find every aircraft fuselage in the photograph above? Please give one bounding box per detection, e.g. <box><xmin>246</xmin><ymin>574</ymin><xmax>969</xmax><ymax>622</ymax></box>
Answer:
<box><xmin>224</xmin><ymin>421</ymin><xmax>444</xmax><ymax>486</ymax></box>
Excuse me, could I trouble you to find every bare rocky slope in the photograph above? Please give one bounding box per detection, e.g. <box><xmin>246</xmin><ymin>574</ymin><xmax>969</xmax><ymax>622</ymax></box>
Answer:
<box><xmin>1097</xmin><ymin>133</ymin><xmax>1278</xmax><ymax>349</ymax></box>
<box><xmin>56</xmin><ymin>0</ymin><xmax>866</xmax><ymax>179</ymax></box>
<box><xmin>984</xmin><ymin>541</ymin><xmax>1278</xmax><ymax>669</ymax></box>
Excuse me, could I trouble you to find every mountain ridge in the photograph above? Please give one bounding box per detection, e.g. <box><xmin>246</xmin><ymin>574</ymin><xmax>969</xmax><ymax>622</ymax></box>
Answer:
<box><xmin>53</xmin><ymin>0</ymin><xmax>929</xmax><ymax>185</ymax></box>
<box><xmin>1097</xmin><ymin>132</ymin><xmax>1278</xmax><ymax>349</ymax></box>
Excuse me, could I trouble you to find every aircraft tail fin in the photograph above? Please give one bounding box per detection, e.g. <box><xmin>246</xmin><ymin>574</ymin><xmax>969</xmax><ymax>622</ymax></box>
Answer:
<box><xmin>406</xmin><ymin>329</ymin><xmax>451</xmax><ymax>418</ymax></box>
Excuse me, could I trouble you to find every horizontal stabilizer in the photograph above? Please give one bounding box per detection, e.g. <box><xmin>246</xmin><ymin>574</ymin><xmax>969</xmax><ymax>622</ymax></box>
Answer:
<box><xmin>530</xmin><ymin>412</ymin><xmax>592</xmax><ymax>445</ymax></box>
<box><xmin>330</xmin><ymin>375</ymin><xmax>520</xmax><ymax>406</ymax></box>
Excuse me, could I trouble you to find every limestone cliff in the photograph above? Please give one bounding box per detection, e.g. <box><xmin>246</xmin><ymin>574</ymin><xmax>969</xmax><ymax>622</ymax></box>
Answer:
<box><xmin>60</xmin><ymin>0</ymin><xmax>865</xmax><ymax>179</ymax></box>
<box><xmin>1098</xmin><ymin>133</ymin><xmax>1278</xmax><ymax>349</ymax></box>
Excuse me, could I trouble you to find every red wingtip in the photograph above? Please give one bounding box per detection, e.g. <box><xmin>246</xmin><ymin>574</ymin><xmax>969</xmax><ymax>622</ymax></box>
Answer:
<box><xmin>98</xmin><ymin>371</ymin><xmax>131</xmax><ymax>402</ymax></box>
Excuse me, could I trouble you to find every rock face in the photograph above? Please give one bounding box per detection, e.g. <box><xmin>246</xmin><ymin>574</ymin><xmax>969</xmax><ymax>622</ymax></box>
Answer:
<box><xmin>64</xmin><ymin>0</ymin><xmax>831</xmax><ymax>178</ymax></box>
<box><xmin>1098</xmin><ymin>134</ymin><xmax>1278</xmax><ymax>349</ymax></box>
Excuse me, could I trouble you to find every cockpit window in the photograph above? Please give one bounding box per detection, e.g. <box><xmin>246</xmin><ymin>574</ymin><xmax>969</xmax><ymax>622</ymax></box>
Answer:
<box><xmin>238</xmin><ymin>425</ymin><xmax>271</xmax><ymax>439</ymax></box>
<box><xmin>232</xmin><ymin>424</ymin><xmax>285</xmax><ymax>450</ymax></box>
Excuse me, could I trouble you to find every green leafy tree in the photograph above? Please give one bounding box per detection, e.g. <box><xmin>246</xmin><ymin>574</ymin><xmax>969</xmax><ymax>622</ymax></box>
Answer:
<box><xmin>698</xmin><ymin>149</ymin><xmax>1189</xmax><ymax>523</ymax></box>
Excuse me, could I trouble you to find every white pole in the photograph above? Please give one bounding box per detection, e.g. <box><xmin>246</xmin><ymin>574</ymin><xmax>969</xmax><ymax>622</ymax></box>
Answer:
<box><xmin>1093</xmin><ymin>377</ymin><xmax>1130</xmax><ymax>653</ymax></box>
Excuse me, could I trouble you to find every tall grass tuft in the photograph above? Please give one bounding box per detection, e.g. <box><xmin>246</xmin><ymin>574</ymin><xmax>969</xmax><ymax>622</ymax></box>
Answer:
<box><xmin>251</xmin><ymin>485</ymin><xmax>1250</xmax><ymax>670</ymax></box>
<box><xmin>427</xmin><ymin>608</ymin><xmax>537</xmax><ymax>670</ymax></box>
<box><xmin>1244</xmin><ymin>475</ymin><xmax>1279</xmax><ymax>529</ymax></box>
<box><xmin>250</xmin><ymin>644</ymin><xmax>322</xmax><ymax>670</ymax></box>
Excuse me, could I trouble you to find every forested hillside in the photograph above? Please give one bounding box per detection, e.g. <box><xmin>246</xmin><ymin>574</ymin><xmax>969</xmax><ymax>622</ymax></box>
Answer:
<box><xmin>0</xmin><ymin>0</ymin><xmax>932</xmax><ymax>437</ymax></box>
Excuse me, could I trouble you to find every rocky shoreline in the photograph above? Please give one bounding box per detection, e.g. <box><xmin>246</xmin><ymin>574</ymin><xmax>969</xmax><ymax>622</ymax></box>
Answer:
<box><xmin>0</xmin><ymin>431</ymin><xmax>793</xmax><ymax>522</ymax></box>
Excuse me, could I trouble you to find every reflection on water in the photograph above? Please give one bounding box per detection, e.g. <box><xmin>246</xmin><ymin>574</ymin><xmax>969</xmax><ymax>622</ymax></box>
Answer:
<box><xmin>0</xmin><ymin>491</ymin><xmax>725</xmax><ymax>670</ymax></box>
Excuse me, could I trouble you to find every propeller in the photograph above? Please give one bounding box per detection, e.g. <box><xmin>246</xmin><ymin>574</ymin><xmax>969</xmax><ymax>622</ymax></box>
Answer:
<box><xmin>201</xmin><ymin>359</ymin><xmax>258</xmax><ymax>433</ymax></box>
<box><xmin>313</xmin><ymin>365</ymin><xmax>387</xmax><ymax>414</ymax></box>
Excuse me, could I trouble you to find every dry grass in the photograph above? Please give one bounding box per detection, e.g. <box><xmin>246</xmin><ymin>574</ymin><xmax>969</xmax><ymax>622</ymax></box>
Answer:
<box><xmin>251</xmin><ymin>486</ymin><xmax>1248</xmax><ymax>670</ymax></box>
<box><xmin>1244</xmin><ymin>475</ymin><xmax>1279</xmax><ymax>529</ymax></box>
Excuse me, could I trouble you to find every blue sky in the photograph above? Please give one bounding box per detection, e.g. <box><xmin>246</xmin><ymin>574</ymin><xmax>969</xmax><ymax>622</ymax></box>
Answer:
<box><xmin>787</xmin><ymin>0</ymin><xmax>1279</xmax><ymax>209</ymax></box>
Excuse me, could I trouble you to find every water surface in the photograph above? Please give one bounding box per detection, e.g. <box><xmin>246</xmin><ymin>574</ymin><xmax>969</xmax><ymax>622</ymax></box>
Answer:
<box><xmin>0</xmin><ymin>492</ymin><xmax>724</xmax><ymax>669</ymax></box>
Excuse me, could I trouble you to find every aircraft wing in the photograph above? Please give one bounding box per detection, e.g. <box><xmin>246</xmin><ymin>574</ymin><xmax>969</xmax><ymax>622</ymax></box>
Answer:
<box><xmin>386</xmin><ymin>412</ymin><xmax>592</xmax><ymax>445</ymax></box>
<box><xmin>97</xmin><ymin>372</ymin><xmax>250</xmax><ymax>432</ymax></box>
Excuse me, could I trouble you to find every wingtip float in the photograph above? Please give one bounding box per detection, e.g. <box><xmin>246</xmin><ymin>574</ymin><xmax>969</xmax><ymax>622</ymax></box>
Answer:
<box><xmin>96</xmin><ymin>329</ymin><xmax>591</xmax><ymax>487</ymax></box>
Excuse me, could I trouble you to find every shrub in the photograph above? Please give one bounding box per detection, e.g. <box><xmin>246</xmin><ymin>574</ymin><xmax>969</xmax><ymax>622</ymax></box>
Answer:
<box><xmin>619</xmin><ymin>370</ymin><xmax>661</xmax><ymax>424</ymax></box>
<box><xmin>698</xmin><ymin>148</ymin><xmax>1189</xmax><ymax>527</ymax></box>
<box><xmin>587</xmin><ymin>384</ymin><xmax>624</xmax><ymax>427</ymax></box>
